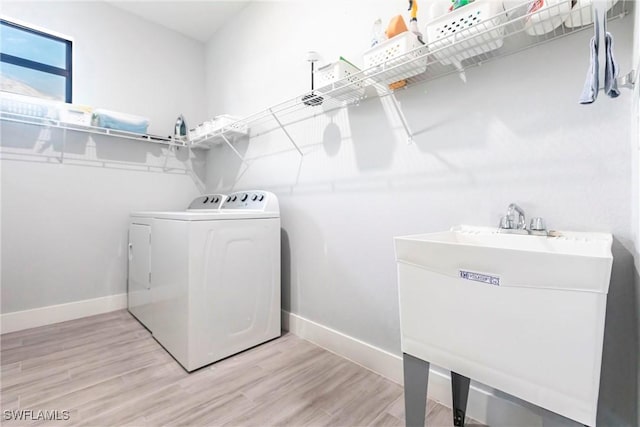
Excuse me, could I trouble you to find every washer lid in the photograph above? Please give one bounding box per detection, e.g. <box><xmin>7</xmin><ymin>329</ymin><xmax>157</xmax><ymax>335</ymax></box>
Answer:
<box><xmin>132</xmin><ymin>210</ymin><xmax>279</xmax><ymax>220</ymax></box>
<box><xmin>131</xmin><ymin>209</ymin><xmax>218</xmax><ymax>218</ymax></box>
<box><xmin>130</xmin><ymin>191</ymin><xmax>280</xmax><ymax>220</ymax></box>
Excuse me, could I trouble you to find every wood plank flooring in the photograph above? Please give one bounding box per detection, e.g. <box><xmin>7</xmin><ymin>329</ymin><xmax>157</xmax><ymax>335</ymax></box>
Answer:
<box><xmin>1</xmin><ymin>310</ymin><xmax>482</xmax><ymax>426</ymax></box>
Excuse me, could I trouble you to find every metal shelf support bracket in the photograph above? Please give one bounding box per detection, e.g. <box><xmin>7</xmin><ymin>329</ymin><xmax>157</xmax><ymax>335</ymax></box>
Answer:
<box><xmin>269</xmin><ymin>108</ymin><xmax>303</xmax><ymax>156</ymax></box>
<box><xmin>220</xmin><ymin>132</ymin><xmax>247</xmax><ymax>163</ymax></box>
<box><xmin>389</xmin><ymin>94</ymin><xmax>414</xmax><ymax>144</ymax></box>
<box><xmin>60</xmin><ymin>127</ymin><xmax>66</xmax><ymax>163</ymax></box>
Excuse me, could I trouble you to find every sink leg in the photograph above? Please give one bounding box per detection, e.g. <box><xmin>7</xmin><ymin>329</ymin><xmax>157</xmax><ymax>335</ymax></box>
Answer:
<box><xmin>451</xmin><ymin>372</ymin><xmax>471</xmax><ymax>427</ymax></box>
<box><xmin>403</xmin><ymin>353</ymin><xmax>430</xmax><ymax>427</ymax></box>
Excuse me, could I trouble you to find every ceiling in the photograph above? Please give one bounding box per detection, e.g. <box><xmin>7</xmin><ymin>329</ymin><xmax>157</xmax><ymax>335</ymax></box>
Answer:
<box><xmin>105</xmin><ymin>1</ymin><xmax>252</xmax><ymax>42</ymax></box>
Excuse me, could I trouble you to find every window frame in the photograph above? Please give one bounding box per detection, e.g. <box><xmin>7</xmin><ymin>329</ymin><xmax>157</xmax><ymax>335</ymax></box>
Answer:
<box><xmin>0</xmin><ymin>18</ymin><xmax>73</xmax><ymax>103</ymax></box>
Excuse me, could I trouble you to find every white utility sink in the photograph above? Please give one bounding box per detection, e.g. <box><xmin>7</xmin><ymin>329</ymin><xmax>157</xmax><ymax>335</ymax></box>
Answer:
<box><xmin>395</xmin><ymin>225</ymin><xmax>613</xmax><ymax>426</ymax></box>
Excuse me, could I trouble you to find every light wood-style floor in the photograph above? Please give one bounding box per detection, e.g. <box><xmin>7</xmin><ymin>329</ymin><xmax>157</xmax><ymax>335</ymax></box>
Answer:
<box><xmin>1</xmin><ymin>310</ymin><xmax>481</xmax><ymax>426</ymax></box>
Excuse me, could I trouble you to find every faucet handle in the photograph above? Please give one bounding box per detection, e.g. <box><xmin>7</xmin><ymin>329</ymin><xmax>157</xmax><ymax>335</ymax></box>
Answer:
<box><xmin>530</xmin><ymin>217</ymin><xmax>546</xmax><ymax>231</ymax></box>
<box><xmin>499</xmin><ymin>215</ymin><xmax>514</xmax><ymax>229</ymax></box>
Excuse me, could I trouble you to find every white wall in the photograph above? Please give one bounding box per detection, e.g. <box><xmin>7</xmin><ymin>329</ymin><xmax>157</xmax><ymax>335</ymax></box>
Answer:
<box><xmin>1</xmin><ymin>0</ymin><xmax>208</xmax><ymax>135</ymax></box>
<box><xmin>204</xmin><ymin>1</ymin><xmax>639</xmax><ymax>425</ymax></box>
<box><xmin>0</xmin><ymin>1</ymin><xmax>207</xmax><ymax>315</ymax></box>
<box><xmin>0</xmin><ymin>128</ymin><xmax>203</xmax><ymax>312</ymax></box>
<box><xmin>631</xmin><ymin>3</ymin><xmax>640</xmax><ymax>427</ymax></box>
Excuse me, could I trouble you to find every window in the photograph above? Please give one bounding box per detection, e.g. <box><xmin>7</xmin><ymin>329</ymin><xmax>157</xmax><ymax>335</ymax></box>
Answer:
<box><xmin>0</xmin><ymin>19</ymin><xmax>72</xmax><ymax>102</ymax></box>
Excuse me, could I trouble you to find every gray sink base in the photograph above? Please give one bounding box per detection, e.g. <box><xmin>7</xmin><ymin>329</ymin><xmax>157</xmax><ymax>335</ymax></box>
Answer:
<box><xmin>402</xmin><ymin>353</ymin><xmax>592</xmax><ymax>427</ymax></box>
<box><xmin>451</xmin><ymin>371</ymin><xmax>471</xmax><ymax>426</ymax></box>
<box><xmin>403</xmin><ymin>353</ymin><xmax>470</xmax><ymax>427</ymax></box>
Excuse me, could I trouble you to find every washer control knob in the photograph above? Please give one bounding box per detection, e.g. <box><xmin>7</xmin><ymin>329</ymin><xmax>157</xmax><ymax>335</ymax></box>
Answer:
<box><xmin>203</xmin><ymin>196</ymin><xmax>209</xmax><ymax>203</ymax></box>
<box><xmin>252</xmin><ymin>195</ymin><xmax>258</xmax><ymax>201</ymax></box>
<box><xmin>232</xmin><ymin>195</ymin><xmax>237</xmax><ymax>201</ymax></box>
<box><xmin>241</xmin><ymin>194</ymin><xmax>248</xmax><ymax>202</ymax></box>
<box><xmin>259</xmin><ymin>195</ymin><xmax>264</xmax><ymax>201</ymax></box>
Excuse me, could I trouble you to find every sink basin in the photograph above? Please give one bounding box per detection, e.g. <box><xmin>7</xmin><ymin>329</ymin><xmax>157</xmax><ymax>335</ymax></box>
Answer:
<box><xmin>397</xmin><ymin>225</ymin><xmax>613</xmax><ymax>293</ymax></box>
<box><xmin>395</xmin><ymin>225</ymin><xmax>613</xmax><ymax>426</ymax></box>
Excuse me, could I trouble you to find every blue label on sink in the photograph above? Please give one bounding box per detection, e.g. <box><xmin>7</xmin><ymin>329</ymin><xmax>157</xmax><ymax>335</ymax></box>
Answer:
<box><xmin>459</xmin><ymin>270</ymin><xmax>500</xmax><ymax>286</ymax></box>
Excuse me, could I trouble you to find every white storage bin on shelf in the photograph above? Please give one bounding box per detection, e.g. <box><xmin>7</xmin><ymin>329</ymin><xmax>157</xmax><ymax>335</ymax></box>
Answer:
<box><xmin>426</xmin><ymin>0</ymin><xmax>507</xmax><ymax>66</ymax></box>
<box><xmin>214</xmin><ymin>114</ymin><xmax>248</xmax><ymax>136</ymax></box>
<box><xmin>315</xmin><ymin>58</ymin><xmax>365</xmax><ymax>102</ymax></box>
<box><xmin>189</xmin><ymin>115</ymin><xmax>248</xmax><ymax>148</ymax></box>
<box><xmin>363</xmin><ymin>32</ymin><xmax>427</xmax><ymax>85</ymax></box>
<box><xmin>189</xmin><ymin>119</ymin><xmax>214</xmax><ymax>141</ymax></box>
<box><xmin>524</xmin><ymin>0</ymin><xmax>574</xmax><ymax>35</ymax></box>
<box><xmin>59</xmin><ymin>104</ymin><xmax>93</xmax><ymax>126</ymax></box>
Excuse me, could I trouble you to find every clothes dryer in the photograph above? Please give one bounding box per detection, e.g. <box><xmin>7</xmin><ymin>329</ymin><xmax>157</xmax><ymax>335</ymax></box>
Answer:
<box><xmin>128</xmin><ymin>194</ymin><xmax>227</xmax><ymax>331</ymax></box>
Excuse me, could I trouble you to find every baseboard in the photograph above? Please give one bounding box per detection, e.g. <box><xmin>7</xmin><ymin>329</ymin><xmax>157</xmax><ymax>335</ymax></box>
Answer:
<box><xmin>282</xmin><ymin>310</ymin><xmax>549</xmax><ymax>427</ymax></box>
<box><xmin>282</xmin><ymin>309</ymin><xmax>404</xmax><ymax>383</ymax></box>
<box><xmin>1</xmin><ymin>293</ymin><xmax>127</xmax><ymax>334</ymax></box>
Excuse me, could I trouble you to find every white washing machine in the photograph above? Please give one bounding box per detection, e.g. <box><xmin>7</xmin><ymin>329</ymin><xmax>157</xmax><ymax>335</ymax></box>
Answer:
<box><xmin>128</xmin><ymin>191</ymin><xmax>281</xmax><ymax>372</ymax></box>
<box><xmin>128</xmin><ymin>194</ymin><xmax>227</xmax><ymax>332</ymax></box>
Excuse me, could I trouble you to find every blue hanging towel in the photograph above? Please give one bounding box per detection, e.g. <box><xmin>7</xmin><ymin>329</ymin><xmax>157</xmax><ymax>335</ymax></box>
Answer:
<box><xmin>602</xmin><ymin>9</ymin><xmax>620</xmax><ymax>98</ymax></box>
<box><xmin>579</xmin><ymin>10</ymin><xmax>599</xmax><ymax>104</ymax></box>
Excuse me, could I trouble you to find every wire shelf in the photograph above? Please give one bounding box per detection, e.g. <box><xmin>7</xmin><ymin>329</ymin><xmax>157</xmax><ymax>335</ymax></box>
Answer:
<box><xmin>191</xmin><ymin>0</ymin><xmax>632</xmax><ymax>155</ymax></box>
<box><xmin>0</xmin><ymin>111</ymin><xmax>188</xmax><ymax>147</ymax></box>
<box><xmin>359</xmin><ymin>0</ymin><xmax>630</xmax><ymax>92</ymax></box>
<box><xmin>189</xmin><ymin>126</ymin><xmax>248</xmax><ymax>149</ymax></box>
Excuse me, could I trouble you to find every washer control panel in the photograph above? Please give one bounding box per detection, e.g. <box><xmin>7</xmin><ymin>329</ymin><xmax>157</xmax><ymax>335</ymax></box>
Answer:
<box><xmin>223</xmin><ymin>191</ymin><xmax>275</xmax><ymax>211</ymax></box>
<box><xmin>187</xmin><ymin>193</ymin><xmax>227</xmax><ymax>210</ymax></box>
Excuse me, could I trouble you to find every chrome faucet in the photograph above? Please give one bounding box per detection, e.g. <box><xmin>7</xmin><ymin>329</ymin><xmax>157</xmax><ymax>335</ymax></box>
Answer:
<box><xmin>508</xmin><ymin>203</ymin><xmax>526</xmax><ymax>230</ymax></box>
<box><xmin>498</xmin><ymin>203</ymin><xmax>548</xmax><ymax>236</ymax></box>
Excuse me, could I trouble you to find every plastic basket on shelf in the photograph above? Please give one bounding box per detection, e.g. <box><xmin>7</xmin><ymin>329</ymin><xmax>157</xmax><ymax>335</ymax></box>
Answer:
<box><xmin>524</xmin><ymin>0</ymin><xmax>574</xmax><ymax>35</ymax></box>
<box><xmin>0</xmin><ymin>92</ymin><xmax>59</xmax><ymax>119</ymax></box>
<box><xmin>425</xmin><ymin>0</ymin><xmax>507</xmax><ymax>66</ymax></box>
<box><xmin>315</xmin><ymin>58</ymin><xmax>365</xmax><ymax>102</ymax></box>
<box><xmin>363</xmin><ymin>32</ymin><xmax>427</xmax><ymax>85</ymax></box>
